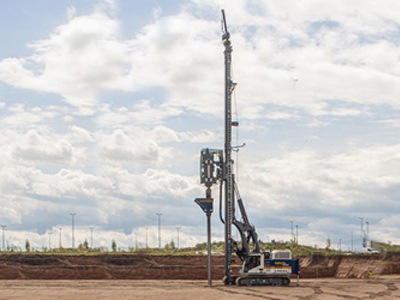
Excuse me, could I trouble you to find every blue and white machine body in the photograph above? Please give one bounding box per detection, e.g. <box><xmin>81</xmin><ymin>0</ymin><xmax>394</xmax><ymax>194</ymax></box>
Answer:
<box><xmin>238</xmin><ymin>250</ymin><xmax>300</xmax><ymax>286</ymax></box>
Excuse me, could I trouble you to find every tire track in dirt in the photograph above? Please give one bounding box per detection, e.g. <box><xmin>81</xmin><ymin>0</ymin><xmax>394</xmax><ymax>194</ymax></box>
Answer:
<box><xmin>231</xmin><ymin>284</ymin><xmax>359</xmax><ymax>300</ymax></box>
<box><xmin>214</xmin><ymin>286</ymin><xmax>282</xmax><ymax>300</ymax></box>
<box><xmin>367</xmin><ymin>282</ymin><xmax>398</xmax><ymax>299</ymax></box>
<box><xmin>298</xmin><ymin>286</ymin><xmax>322</xmax><ymax>300</ymax></box>
<box><xmin>298</xmin><ymin>285</ymin><xmax>362</xmax><ymax>300</ymax></box>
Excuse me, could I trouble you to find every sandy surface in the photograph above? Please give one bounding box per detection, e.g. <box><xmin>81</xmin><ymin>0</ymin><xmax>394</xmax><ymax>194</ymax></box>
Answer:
<box><xmin>0</xmin><ymin>276</ymin><xmax>399</xmax><ymax>300</ymax></box>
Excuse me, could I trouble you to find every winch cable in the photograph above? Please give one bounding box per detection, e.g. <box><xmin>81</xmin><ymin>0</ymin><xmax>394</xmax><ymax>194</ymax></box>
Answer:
<box><xmin>219</xmin><ymin>180</ymin><xmax>225</xmax><ymax>224</ymax></box>
<box><xmin>233</xmin><ymin>84</ymin><xmax>240</xmax><ymax>183</ymax></box>
<box><xmin>232</xmin><ymin>74</ymin><xmax>241</xmax><ymax>224</ymax></box>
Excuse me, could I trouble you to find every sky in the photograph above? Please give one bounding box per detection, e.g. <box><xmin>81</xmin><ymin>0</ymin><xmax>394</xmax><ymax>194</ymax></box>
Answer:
<box><xmin>1</xmin><ymin>0</ymin><xmax>400</xmax><ymax>252</ymax></box>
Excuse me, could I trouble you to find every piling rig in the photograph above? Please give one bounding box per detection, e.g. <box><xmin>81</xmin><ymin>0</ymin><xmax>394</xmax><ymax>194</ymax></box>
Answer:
<box><xmin>195</xmin><ymin>10</ymin><xmax>300</xmax><ymax>286</ymax></box>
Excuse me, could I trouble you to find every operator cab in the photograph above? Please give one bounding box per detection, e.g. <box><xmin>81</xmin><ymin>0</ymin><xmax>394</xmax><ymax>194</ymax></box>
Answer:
<box><xmin>243</xmin><ymin>251</ymin><xmax>273</xmax><ymax>270</ymax></box>
<box><xmin>243</xmin><ymin>254</ymin><xmax>261</xmax><ymax>272</ymax></box>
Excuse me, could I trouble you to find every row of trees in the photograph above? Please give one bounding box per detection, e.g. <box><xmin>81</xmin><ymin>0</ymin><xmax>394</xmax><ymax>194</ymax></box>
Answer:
<box><xmin>15</xmin><ymin>238</ymin><xmax>181</xmax><ymax>253</ymax></box>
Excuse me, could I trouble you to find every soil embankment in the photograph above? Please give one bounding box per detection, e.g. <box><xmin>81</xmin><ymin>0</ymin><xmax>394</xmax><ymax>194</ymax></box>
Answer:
<box><xmin>300</xmin><ymin>253</ymin><xmax>400</xmax><ymax>278</ymax></box>
<box><xmin>0</xmin><ymin>253</ymin><xmax>399</xmax><ymax>280</ymax></box>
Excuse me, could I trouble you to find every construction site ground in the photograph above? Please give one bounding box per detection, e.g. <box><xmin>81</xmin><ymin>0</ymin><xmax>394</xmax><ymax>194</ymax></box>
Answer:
<box><xmin>1</xmin><ymin>253</ymin><xmax>400</xmax><ymax>299</ymax></box>
<box><xmin>0</xmin><ymin>276</ymin><xmax>399</xmax><ymax>300</ymax></box>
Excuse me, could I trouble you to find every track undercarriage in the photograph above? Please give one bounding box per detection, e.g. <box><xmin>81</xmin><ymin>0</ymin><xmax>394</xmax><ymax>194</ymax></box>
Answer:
<box><xmin>235</xmin><ymin>276</ymin><xmax>291</xmax><ymax>286</ymax></box>
<box><xmin>224</xmin><ymin>275</ymin><xmax>291</xmax><ymax>286</ymax></box>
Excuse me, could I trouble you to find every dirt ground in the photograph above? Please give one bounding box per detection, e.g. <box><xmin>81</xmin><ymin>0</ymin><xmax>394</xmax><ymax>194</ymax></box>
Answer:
<box><xmin>0</xmin><ymin>275</ymin><xmax>399</xmax><ymax>300</ymax></box>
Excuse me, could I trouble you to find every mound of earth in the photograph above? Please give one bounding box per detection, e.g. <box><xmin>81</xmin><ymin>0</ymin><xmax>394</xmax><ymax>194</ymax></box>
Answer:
<box><xmin>0</xmin><ymin>253</ymin><xmax>399</xmax><ymax>280</ymax></box>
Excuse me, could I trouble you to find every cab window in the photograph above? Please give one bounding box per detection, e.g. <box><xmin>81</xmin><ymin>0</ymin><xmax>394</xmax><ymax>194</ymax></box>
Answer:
<box><xmin>244</xmin><ymin>256</ymin><xmax>260</xmax><ymax>271</ymax></box>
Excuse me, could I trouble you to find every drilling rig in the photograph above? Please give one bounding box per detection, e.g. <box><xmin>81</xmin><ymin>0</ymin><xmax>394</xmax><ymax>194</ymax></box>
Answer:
<box><xmin>195</xmin><ymin>10</ymin><xmax>300</xmax><ymax>286</ymax></box>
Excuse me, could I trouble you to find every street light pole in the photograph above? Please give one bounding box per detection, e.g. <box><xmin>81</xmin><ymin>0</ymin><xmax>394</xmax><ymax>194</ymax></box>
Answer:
<box><xmin>70</xmin><ymin>213</ymin><xmax>76</xmax><ymax>251</ymax></box>
<box><xmin>59</xmin><ymin>228</ymin><xmax>62</xmax><ymax>252</ymax></box>
<box><xmin>0</xmin><ymin>225</ymin><xmax>6</xmax><ymax>251</ymax></box>
<box><xmin>145</xmin><ymin>228</ymin><xmax>148</xmax><ymax>251</ymax></box>
<box><xmin>134</xmin><ymin>232</ymin><xmax>138</xmax><ymax>251</ymax></box>
<box><xmin>366</xmin><ymin>221</ymin><xmax>369</xmax><ymax>247</ymax></box>
<box><xmin>156</xmin><ymin>213</ymin><xmax>162</xmax><ymax>250</ymax></box>
<box><xmin>176</xmin><ymin>227</ymin><xmax>181</xmax><ymax>249</ymax></box>
<box><xmin>289</xmin><ymin>221</ymin><xmax>294</xmax><ymax>241</ymax></box>
<box><xmin>89</xmin><ymin>227</ymin><xmax>94</xmax><ymax>249</ymax></box>
<box><xmin>295</xmin><ymin>225</ymin><xmax>299</xmax><ymax>244</ymax></box>
<box><xmin>351</xmin><ymin>232</ymin><xmax>354</xmax><ymax>252</ymax></box>
<box><xmin>359</xmin><ymin>217</ymin><xmax>364</xmax><ymax>248</ymax></box>
<box><xmin>48</xmin><ymin>232</ymin><xmax>52</xmax><ymax>251</ymax></box>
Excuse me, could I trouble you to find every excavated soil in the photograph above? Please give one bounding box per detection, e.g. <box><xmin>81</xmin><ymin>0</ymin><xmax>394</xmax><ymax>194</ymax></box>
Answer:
<box><xmin>300</xmin><ymin>253</ymin><xmax>400</xmax><ymax>278</ymax></box>
<box><xmin>0</xmin><ymin>253</ymin><xmax>399</xmax><ymax>280</ymax></box>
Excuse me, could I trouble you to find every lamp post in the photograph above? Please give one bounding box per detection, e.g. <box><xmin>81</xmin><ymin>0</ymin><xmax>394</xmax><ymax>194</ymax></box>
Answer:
<box><xmin>366</xmin><ymin>221</ymin><xmax>369</xmax><ymax>247</ymax></box>
<box><xmin>145</xmin><ymin>227</ymin><xmax>148</xmax><ymax>251</ymax></box>
<box><xmin>48</xmin><ymin>232</ymin><xmax>52</xmax><ymax>251</ymax></box>
<box><xmin>59</xmin><ymin>228</ymin><xmax>62</xmax><ymax>252</ymax></box>
<box><xmin>134</xmin><ymin>232</ymin><xmax>138</xmax><ymax>251</ymax></box>
<box><xmin>289</xmin><ymin>221</ymin><xmax>294</xmax><ymax>241</ymax></box>
<box><xmin>176</xmin><ymin>227</ymin><xmax>181</xmax><ymax>249</ymax></box>
<box><xmin>70</xmin><ymin>213</ymin><xmax>76</xmax><ymax>251</ymax></box>
<box><xmin>295</xmin><ymin>225</ymin><xmax>299</xmax><ymax>244</ymax></box>
<box><xmin>359</xmin><ymin>217</ymin><xmax>364</xmax><ymax>248</ymax></box>
<box><xmin>89</xmin><ymin>227</ymin><xmax>94</xmax><ymax>249</ymax></box>
<box><xmin>156</xmin><ymin>213</ymin><xmax>162</xmax><ymax>250</ymax></box>
<box><xmin>351</xmin><ymin>232</ymin><xmax>353</xmax><ymax>252</ymax></box>
<box><xmin>0</xmin><ymin>225</ymin><xmax>6</xmax><ymax>252</ymax></box>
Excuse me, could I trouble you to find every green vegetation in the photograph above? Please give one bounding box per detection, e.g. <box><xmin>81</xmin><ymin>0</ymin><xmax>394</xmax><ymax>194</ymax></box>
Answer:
<box><xmin>373</xmin><ymin>241</ymin><xmax>400</xmax><ymax>253</ymax></box>
<box><xmin>111</xmin><ymin>239</ymin><xmax>117</xmax><ymax>252</ymax></box>
<box><xmin>2</xmin><ymin>238</ymin><xmax>399</xmax><ymax>256</ymax></box>
<box><xmin>25</xmin><ymin>239</ymin><xmax>31</xmax><ymax>252</ymax></box>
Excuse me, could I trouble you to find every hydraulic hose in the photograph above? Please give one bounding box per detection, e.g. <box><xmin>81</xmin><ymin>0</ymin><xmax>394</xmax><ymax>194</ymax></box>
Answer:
<box><xmin>219</xmin><ymin>181</ymin><xmax>225</xmax><ymax>224</ymax></box>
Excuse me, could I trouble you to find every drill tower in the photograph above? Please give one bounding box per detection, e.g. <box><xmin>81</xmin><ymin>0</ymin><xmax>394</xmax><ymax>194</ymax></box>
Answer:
<box><xmin>221</xmin><ymin>9</ymin><xmax>235</xmax><ymax>284</ymax></box>
<box><xmin>196</xmin><ymin>10</ymin><xmax>300</xmax><ymax>286</ymax></box>
<box><xmin>196</xmin><ymin>9</ymin><xmax>259</xmax><ymax>286</ymax></box>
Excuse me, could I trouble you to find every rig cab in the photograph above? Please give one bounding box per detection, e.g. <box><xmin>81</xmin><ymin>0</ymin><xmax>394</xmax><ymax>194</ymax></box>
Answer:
<box><xmin>237</xmin><ymin>250</ymin><xmax>300</xmax><ymax>286</ymax></box>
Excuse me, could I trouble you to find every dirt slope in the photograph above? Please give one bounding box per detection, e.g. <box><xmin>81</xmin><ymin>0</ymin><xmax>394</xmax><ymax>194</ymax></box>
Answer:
<box><xmin>300</xmin><ymin>253</ymin><xmax>400</xmax><ymax>278</ymax></box>
<box><xmin>0</xmin><ymin>253</ymin><xmax>399</xmax><ymax>280</ymax></box>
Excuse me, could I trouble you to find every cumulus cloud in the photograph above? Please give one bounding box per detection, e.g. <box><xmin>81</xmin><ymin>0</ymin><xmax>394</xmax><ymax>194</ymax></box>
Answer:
<box><xmin>66</xmin><ymin>6</ymin><xmax>76</xmax><ymax>20</ymax></box>
<box><xmin>1</xmin><ymin>104</ymin><xmax>58</xmax><ymax>128</ymax></box>
<box><xmin>2</xmin><ymin>0</ymin><xmax>400</xmax><ymax>118</ymax></box>
<box><xmin>65</xmin><ymin>125</ymin><xmax>95</xmax><ymax>143</ymax></box>
<box><xmin>11</xmin><ymin>130</ymin><xmax>86</xmax><ymax>165</ymax></box>
<box><xmin>96</xmin><ymin>102</ymin><xmax>182</xmax><ymax>128</ymax></box>
<box><xmin>2</xmin><ymin>0</ymin><xmax>400</xmax><ymax>250</ymax></box>
<box><xmin>236</xmin><ymin>144</ymin><xmax>400</xmax><ymax>245</ymax></box>
<box><xmin>97</xmin><ymin>128</ymin><xmax>174</xmax><ymax>165</ymax></box>
<box><xmin>103</xmin><ymin>167</ymin><xmax>200</xmax><ymax>199</ymax></box>
<box><xmin>0</xmin><ymin>11</ymin><xmax>129</xmax><ymax>109</ymax></box>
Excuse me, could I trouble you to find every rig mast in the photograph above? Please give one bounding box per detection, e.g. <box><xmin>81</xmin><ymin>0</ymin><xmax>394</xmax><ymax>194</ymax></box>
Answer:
<box><xmin>196</xmin><ymin>10</ymin><xmax>300</xmax><ymax>287</ymax></box>
<box><xmin>196</xmin><ymin>9</ymin><xmax>260</xmax><ymax>286</ymax></box>
<box><xmin>221</xmin><ymin>9</ymin><xmax>235</xmax><ymax>284</ymax></box>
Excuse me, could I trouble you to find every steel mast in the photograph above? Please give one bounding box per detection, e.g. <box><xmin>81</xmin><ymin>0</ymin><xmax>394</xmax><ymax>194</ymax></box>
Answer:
<box><xmin>196</xmin><ymin>10</ymin><xmax>260</xmax><ymax>285</ymax></box>
<box><xmin>221</xmin><ymin>9</ymin><xmax>235</xmax><ymax>285</ymax></box>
